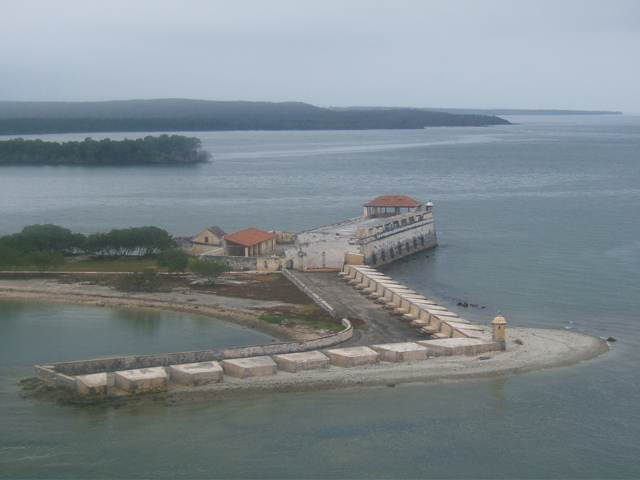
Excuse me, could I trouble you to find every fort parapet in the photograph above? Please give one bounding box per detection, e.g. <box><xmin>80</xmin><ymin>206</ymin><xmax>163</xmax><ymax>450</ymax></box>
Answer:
<box><xmin>285</xmin><ymin>195</ymin><xmax>437</xmax><ymax>270</ymax></box>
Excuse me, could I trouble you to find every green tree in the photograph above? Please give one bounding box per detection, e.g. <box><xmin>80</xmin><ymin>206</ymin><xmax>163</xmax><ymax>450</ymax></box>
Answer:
<box><xmin>82</xmin><ymin>232</ymin><xmax>111</xmax><ymax>256</ymax></box>
<box><xmin>191</xmin><ymin>259</ymin><xmax>232</xmax><ymax>285</ymax></box>
<box><xmin>27</xmin><ymin>251</ymin><xmax>64</xmax><ymax>273</ymax></box>
<box><xmin>135</xmin><ymin>226</ymin><xmax>174</xmax><ymax>256</ymax></box>
<box><xmin>18</xmin><ymin>224</ymin><xmax>84</xmax><ymax>253</ymax></box>
<box><xmin>157</xmin><ymin>249</ymin><xmax>189</xmax><ymax>275</ymax></box>
<box><xmin>0</xmin><ymin>245</ymin><xmax>24</xmax><ymax>273</ymax></box>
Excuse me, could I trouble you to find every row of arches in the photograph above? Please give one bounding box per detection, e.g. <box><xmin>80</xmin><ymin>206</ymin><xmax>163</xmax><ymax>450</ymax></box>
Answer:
<box><xmin>370</xmin><ymin>233</ymin><xmax>431</xmax><ymax>265</ymax></box>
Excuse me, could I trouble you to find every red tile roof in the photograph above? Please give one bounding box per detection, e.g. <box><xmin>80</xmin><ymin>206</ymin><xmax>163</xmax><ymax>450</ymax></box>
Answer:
<box><xmin>363</xmin><ymin>195</ymin><xmax>423</xmax><ymax>208</ymax></box>
<box><xmin>224</xmin><ymin>227</ymin><xmax>276</xmax><ymax>247</ymax></box>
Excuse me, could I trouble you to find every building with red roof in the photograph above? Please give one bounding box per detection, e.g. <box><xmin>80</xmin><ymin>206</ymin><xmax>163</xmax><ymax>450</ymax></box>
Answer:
<box><xmin>223</xmin><ymin>227</ymin><xmax>277</xmax><ymax>257</ymax></box>
<box><xmin>363</xmin><ymin>195</ymin><xmax>425</xmax><ymax>218</ymax></box>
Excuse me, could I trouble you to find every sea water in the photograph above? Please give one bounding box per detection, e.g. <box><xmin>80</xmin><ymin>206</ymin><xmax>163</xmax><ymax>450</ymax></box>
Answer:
<box><xmin>0</xmin><ymin>116</ymin><xmax>639</xmax><ymax>478</ymax></box>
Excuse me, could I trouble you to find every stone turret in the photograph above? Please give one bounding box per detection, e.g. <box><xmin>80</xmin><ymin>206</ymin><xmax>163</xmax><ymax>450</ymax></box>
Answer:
<box><xmin>492</xmin><ymin>312</ymin><xmax>507</xmax><ymax>350</ymax></box>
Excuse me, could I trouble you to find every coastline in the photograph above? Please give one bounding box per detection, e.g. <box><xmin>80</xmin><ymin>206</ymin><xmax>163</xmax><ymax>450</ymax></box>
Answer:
<box><xmin>156</xmin><ymin>327</ymin><xmax>609</xmax><ymax>404</ymax></box>
<box><xmin>0</xmin><ymin>277</ymin><xmax>317</xmax><ymax>342</ymax></box>
<box><xmin>1</xmin><ymin>278</ymin><xmax>610</xmax><ymax>406</ymax></box>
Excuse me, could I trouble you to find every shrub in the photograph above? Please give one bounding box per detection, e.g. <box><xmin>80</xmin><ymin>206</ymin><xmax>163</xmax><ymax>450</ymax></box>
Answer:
<box><xmin>113</xmin><ymin>268</ymin><xmax>168</xmax><ymax>292</ymax></box>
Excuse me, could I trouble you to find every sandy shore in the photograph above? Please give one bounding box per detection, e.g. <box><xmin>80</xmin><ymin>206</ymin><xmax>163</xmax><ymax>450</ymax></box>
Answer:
<box><xmin>2</xmin><ymin>278</ymin><xmax>610</xmax><ymax>406</ymax></box>
<box><xmin>0</xmin><ymin>277</ymin><xmax>318</xmax><ymax>342</ymax></box>
<box><xmin>149</xmin><ymin>327</ymin><xmax>608</xmax><ymax>405</ymax></box>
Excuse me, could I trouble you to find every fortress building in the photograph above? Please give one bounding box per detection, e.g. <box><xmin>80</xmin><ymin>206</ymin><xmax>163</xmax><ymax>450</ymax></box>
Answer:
<box><xmin>284</xmin><ymin>195</ymin><xmax>437</xmax><ymax>270</ymax></box>
<box><xmin>199</xmin><ymin>195</ymin><xmax>437</xmax><ymax>271</ymax></box>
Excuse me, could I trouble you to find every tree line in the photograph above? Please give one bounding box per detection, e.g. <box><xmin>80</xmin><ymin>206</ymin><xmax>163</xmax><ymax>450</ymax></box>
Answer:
<box><xmin>0</xmin><ymin>224</ymin><xmax>174</xmax><ymax>271</ymax></box>
<box><xmin>0</xmin><ymin>223</ymin><xmax>233</xmax><ymax>286</ymax></box>
<box><xmin>0</xmin><ymin>134</ymin><xmax>210</xmax><ymax>165</ymax></box>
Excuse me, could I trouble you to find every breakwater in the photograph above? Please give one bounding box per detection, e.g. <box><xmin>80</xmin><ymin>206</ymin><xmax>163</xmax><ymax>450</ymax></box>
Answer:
<box><xmin>34</xmin><ymin>318</ymin><xmax>353</xmax><ymax>395</ymax></box>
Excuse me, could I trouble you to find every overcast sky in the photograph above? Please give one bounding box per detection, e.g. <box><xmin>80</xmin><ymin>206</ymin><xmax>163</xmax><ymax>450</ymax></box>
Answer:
<box><xmin>2</xmin><ymin>0</ymin><xmax>639</xmax><ymax>112</ymax></box>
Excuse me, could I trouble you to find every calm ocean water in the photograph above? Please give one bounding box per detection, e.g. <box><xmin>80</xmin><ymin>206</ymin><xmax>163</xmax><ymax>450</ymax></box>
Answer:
<box><xmin>1</xmin><ymin>116</ymin><xmax>639</xmax><ymax>478</ymax></box>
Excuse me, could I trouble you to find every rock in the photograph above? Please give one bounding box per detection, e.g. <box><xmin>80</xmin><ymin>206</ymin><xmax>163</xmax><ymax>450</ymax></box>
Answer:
<box><xmin>515</xmin><ymin>338</ymin><xmax>524</xmax><ymax>345</ymax></box>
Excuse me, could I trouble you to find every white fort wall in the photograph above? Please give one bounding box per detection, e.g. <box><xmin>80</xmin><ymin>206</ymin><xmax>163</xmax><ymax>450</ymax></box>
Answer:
<box><xmin>289</xmin><ymin>210</ymin><xmax>437</xmax><ymax>270</ymax></box>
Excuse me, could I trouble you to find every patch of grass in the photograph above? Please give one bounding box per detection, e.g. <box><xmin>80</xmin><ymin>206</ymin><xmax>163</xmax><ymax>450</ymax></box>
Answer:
<box><xmin>259</xmin><ymin>304</ymin><xmax>343</xmax><ymax>332</ymax></box>
<box><xmin>299</xmin><ymin>303</ymin><xmax>325</xmax><ymax>316</ymax></box>
<box><xmin>259</xmin><ymin>314</ymin><xmax>288</xmax><ymax>325</ymax></box>
<box><xmin>61</xmin><ymin>258</ymin><xmax>158</xmax><ymax>272</ymax></box>
<box><xmin>304</xmin><ymin>320</ymin><xmax>344</xmax><ymax>332</ymax></box>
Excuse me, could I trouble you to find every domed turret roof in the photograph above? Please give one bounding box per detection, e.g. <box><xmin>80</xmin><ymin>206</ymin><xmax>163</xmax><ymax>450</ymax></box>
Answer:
<box><xmin>492</xmin><ymin>312</ymin><xmax>506</xmax><ymax>324</ymax></box>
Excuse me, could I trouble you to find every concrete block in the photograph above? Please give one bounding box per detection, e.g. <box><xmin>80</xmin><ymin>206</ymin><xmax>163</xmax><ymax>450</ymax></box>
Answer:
<box><xmin>170</xmin><ymin>361</ymin><xmax>223</xmax><ymax>386</ymax></box>
<box><xmin>75</xmin><ymin>373</ymin><xmax>108</xmax><ymax>396</ymax></box>
<box><xmin>418</xmin><ymin>338</ymin><xmax>502</xmax><ymax>357</ymax></box>
<box><xmin>273</xmin><ymin>351</ymin><xmax>330</xmax><ymax>373</ymax></box>
<box><xmin>453</xmin><ymin>328</ymin><xmax>485</xmax><ymax>339</ymax></box>
<box><xmin>420</xmin><ymin>326</ymin><xmax>438</xmax><ymax>335</ymax></box>
<box><xmin>114</xmin><ymin>367</ymin><xmax>168</xmax><ymax>393</ymax></box>
<box><xmin>222</xmin><ymin>356</ymin><xmax>277</xmax><ymax>379</ymax></box>
<box><xmin>429</xmin><ymin>310</ymin><xmax>459</xmax><ymax>318</ymax></box>
<box><xmin>371</xmin><ymin>342</ymin><xmax>429</xmax><ymax>363</ymax></box>
<box><xmin>325</xmin><ymin>347</ymin><xmax>379</xmax><ymax>368</ymax></box>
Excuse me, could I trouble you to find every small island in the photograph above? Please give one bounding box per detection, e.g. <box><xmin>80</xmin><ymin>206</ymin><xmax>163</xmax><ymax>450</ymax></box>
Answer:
<box><xmin>0</xmin><ymin>134</ymin><xmax>210</xmax><ymax>165</ymax></box>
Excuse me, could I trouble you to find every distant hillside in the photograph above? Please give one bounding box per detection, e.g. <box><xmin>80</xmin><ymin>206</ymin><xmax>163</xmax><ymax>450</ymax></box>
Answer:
<box><xmin>332</xmin><ymin>106</ymin><xmax>623</xmax><ymax>116</ymax></box>
<box><xmin>0</xmin><ymin>99</ymin><xmax>510</xmax><ymax>134</ymax></box>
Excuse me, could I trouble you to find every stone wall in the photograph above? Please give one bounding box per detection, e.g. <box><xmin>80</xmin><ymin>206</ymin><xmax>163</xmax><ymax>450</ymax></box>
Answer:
<box><xmin>198</xmin><ymin>254</ymin><xmax>259</xmax><ymax>271</ymax></box>
<box><xmin>288</xmin><ymin>212</ymin><xmax>437</xmax><ymax>270</ymax></box>
<box><xmin>44</xmin><ymin>350</ymin><xmax>218</xmax><ymax>376</ymax></box>
<box><xmin>359</xmin><ymin>214</ymin><xmax>437</xmax><ymax>267</ymax></box>
<box><xmin>220</xmin><ymin>319</ymin><xmax>353</xmax><ymax>359</ymax></box>
<box><xmin>34</xmin><ymin>365</ymin><xmax>77</xmax><ymax>390</ymax></box>
<box><xmin>34</xmin><ymin>320</ymin><xmax>353</xmax><ymax>389</ymax></box>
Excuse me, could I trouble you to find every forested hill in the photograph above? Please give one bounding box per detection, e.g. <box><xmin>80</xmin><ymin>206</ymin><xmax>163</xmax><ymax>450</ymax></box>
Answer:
<box><xmin>0</xmin><ymin>99</ymin><xmax>510</xmax><ymax>134</ymax></box>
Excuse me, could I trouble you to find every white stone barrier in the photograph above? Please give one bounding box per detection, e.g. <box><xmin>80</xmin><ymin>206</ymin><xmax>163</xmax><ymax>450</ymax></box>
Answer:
<box><xmin>221</xmin><ymin>319</ymin><xmax>353</xmax><ymax>359</ymax></box>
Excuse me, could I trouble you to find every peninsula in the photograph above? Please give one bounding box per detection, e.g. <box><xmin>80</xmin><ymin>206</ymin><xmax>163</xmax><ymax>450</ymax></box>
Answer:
<box><xmin>0</xmin><ymin>99</ymin><xmax>510</xmax><ymax>135</ymax></box>
<box><xmin>6</xmin><ymin>194</ymin><xmax>609</xmax><ymax>405</ymax></box>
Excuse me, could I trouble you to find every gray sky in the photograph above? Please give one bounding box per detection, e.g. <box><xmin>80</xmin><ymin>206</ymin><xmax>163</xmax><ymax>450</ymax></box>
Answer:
<box><xmin>2</xmin><ymin>0</ymin><xmax>639</xmax><ymax>112</ymax></box>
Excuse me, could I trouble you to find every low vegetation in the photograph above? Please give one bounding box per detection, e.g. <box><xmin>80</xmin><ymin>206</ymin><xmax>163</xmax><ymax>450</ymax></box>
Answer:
<box><xmin>259</xmin><ymin>304</ymin><xmax>341</xmax><ymax>331</ymax></box>
<box><xmin>112</xmin><ymin>268</ymin><xmax>169</xmax><ymax>293</ymax></box>
<box><xmin>190</xmin><ymin>258</ymin><xmax>232</xmax><ymax>284</ymax></box>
